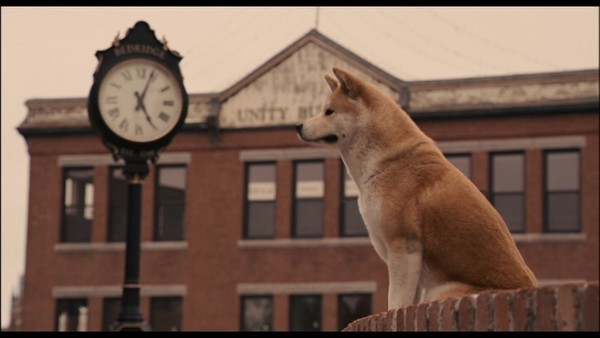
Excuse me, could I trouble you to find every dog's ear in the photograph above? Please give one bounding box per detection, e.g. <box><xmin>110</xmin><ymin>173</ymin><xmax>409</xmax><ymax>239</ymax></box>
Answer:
<box><xmin>324</xmin><ymin>74</ymin><xmax>338</xmax><ymax>92</ymax></box>
<box><xmin>332</xmin><ymin>67</ymin><xmax>360</xmax><ymax>100</ymax></box>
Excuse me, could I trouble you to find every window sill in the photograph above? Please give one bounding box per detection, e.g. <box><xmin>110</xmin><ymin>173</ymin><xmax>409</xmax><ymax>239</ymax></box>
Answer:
<box><xmin>238</xmin><ymin>237</ymin><xmax>371</xmax><ymax>249</ymax></box>
<box><xmin>237</xmin><ymin>233</ymin><xmax>586</xmax><ymax>249</ymax></box>
<box><xmin>512</xmin><ymin>233</ymin><xmax>586</xmax><ymax>243</ymax></box>
<box><xmin>55</xmin><ymin>241</ymin><xmax>188</xmax><ymax>252</ymax></box>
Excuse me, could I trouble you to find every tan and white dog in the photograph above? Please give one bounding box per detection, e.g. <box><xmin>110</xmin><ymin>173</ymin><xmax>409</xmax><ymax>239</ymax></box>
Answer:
<box><xmin>296</xmin><ymin>67</ymin><xmax>537</xmax><ymax>310</ymax></box>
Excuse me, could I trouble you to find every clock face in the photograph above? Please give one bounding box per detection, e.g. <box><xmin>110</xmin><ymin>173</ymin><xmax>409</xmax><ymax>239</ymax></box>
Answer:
<box><xmin>97</xmin><ymin>58</ymin><xmax>184</xmax><ymax>143</ymax></box>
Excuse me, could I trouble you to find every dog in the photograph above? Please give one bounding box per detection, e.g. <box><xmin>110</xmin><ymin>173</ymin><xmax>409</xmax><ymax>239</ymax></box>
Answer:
<box><xmin>296</xmin><ymin>67</ymin><xmax>537</xmax><ymax>310</ymax></box>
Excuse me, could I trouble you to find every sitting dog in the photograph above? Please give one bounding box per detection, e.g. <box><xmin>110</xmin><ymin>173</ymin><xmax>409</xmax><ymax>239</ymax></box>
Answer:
<box><xmin>296</xmin><ymin>67</ymin><xmax>537</xmax><ymax>310</ymax></box>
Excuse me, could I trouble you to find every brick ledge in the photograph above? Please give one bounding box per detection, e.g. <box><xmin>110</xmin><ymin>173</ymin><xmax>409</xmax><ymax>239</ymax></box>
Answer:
<box><xmin>343</xmin><ymin>282</ymin><xmax>599</xmax><ymax>331</ymax></box>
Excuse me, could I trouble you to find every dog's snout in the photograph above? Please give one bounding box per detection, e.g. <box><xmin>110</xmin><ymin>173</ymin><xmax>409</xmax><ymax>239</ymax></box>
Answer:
<box><xmin>295</xmin><ymin>124</ymin><xmax>303</xmax><ymax>134</ymax></box>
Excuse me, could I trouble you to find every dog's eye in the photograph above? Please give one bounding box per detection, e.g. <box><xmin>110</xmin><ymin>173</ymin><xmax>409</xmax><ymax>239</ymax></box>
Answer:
<box><xmin>325</xmin><ymin>109</ymin><xmax>334</xmax><ymax>116</ymax></box>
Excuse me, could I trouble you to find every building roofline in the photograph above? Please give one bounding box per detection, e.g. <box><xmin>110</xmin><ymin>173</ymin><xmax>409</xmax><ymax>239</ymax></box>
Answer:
<box><xmin>217</xmin><ymin>29</ymin><xmax>407</xmax><ymax>102</ymax></box>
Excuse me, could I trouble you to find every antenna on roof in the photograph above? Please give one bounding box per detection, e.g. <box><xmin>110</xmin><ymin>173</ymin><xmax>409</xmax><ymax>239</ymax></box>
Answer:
<box><xmin>315</xmin><ymin>7</ymin><xmax>320</xmax><ymax>31</ymax></box>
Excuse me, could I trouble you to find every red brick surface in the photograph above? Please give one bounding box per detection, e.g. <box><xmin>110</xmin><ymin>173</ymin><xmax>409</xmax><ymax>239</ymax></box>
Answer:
<box><xmin>457</xmin><ymin>296</ymin><xmax>476</xmax><ymax>331</ymax></box>
<box><xmin>426</xmin><ymin>301</ymin><xmax>440</xmax><ymax>331</ymax></box>
<box><xmin>416</xmin><ymin>302</ymin><xmax>428</xmax><ymax>330</ymax></box>
<box><xmin>581</xmin><ymin>283</ymin><xmax>599</xmax><ymax>331</ymax></box>
<box><xmin>511</xmin><ymin>287</ymin><xmax>535</xmax><ymax>331</ymax></box>
<box><xmin>344</xmin><ymin>283</ymin><xmax>599</xmax><ymax>332</ymax></box>
<box><xmin>536</xmin><ymin>285</ymin><xmax>557</xmax><ymax>331</ymax></box>
<box><xmin>493</xmin><ymin>291</ymin><xmax>512</xmax><ymax>331</ymax></box>
<box><xmin>440</xmin><ymin>297</ymin><xmax>458</xmax><ymax>331</ymax></box>
<box><xmin>475</xmin><ymin>291</ymin><xmax>493</xmax><ymax>331</ymax></box>
<box><xmin>404</xmin><ymin>304</ymin><xmax>417</xmax><ymax>331</ymax></box>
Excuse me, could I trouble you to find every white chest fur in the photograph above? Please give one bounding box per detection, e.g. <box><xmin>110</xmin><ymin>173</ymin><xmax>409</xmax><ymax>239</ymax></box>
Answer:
<box><xmin>357</xmin><ymin>191</ymin><xmax>388</xmax><ymax>262</ymax></box>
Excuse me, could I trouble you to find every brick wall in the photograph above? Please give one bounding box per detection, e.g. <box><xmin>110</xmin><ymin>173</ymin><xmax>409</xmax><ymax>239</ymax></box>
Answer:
<box><xmin>342</xmin><ymin>282</ymin><xmax>598</xmax><ymax>331</ymax></box>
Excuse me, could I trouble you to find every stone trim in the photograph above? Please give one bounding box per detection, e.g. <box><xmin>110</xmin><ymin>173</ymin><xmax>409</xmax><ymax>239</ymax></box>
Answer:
<box><xmin>57</xmin><ymin>152</ymin><xmax>191</xmax><ymax>167</ymax></box>
<box><xmin>52</xmin><ymin>285</ymin><xmax>187</xmax><ymax>298</ymax></box>
<box><xmin>237</xmin><ymin>281</ymin><xmax>376</xmax><ymax>295</ymax></box>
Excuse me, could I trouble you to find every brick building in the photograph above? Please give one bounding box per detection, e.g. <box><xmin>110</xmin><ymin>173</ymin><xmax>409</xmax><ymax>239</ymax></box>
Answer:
<box><xmin>16</xmin><ymin>30</ymin><xmax>599</xmax><ymax>331</ymax></box>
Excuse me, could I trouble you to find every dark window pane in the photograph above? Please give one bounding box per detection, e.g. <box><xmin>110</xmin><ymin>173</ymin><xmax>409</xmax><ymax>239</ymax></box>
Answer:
<box><xmin>492</xmin><ymin>154</ymin><xmax>524</xmax><ymax>192</ymax></box>
<box><xmin>342</xmin><ymin>198</ymin><xmax>367</xmax><ymax>236</ymax></box>
<box><xmin>546</xmin><ymin>192</ymin><xmax>580</xmax><ymax>232</ymax></box>
<box><xmin>150</xmin><ymin>297</ymin><xmax>182</xmax><ymax>331</ymax></box>
<box><xmin>295</xmin><ymin>162</ymin><xmax>324</xmax><ymax>199</ymax></box>
<box><xmin>102</xmin><ymin>297</ymin><xmax>121</xmax><ymax>331</ymax></box>
<box><xmin>62</xmin><ymin>168</ymin><xmax>94</xmax><ymax>243</ymax></box>
<box><xmin>493</xmin><ymin>194</ymin><xmax>525</xmax><ymax>233</ymax></box>
<box><xmin>338</xmin><ymin>294</ymin><xmax>372</xmax><ymax>330</ymax></box>
<box><xmin>241</xmin><ymin>296</ymin><xmax>273</xmax><ymax>331</ymax></box>
<box><xmin>546</xmin><ymin>152</ymin><xmax>579</xmax><ymax>191</ymax></box>
<box><xmin>55</xmin><ymin>298</ymin><xmax>87</xmax><ymax>332</ymax></box>
<box><xmin>108</xmin><ymin>167</ymin><xmax>127</xmax><ymax>242</ymax></box>
<box><xmin>294</xmin><ymin>200</ymin><xmax>324</xmax><ymax>237</ymax></box>
<box><xmin>297</xmin><ymin>162</ymin><xmax>324</xmax><ymax>182</ymax></box>
<box><xmin>246</xmin><ymin>163</ymin><xmax>276</xmax><ymax>239</ymax></box>
<box><xmin>290</xmin><ymin>295</ymin><xmax>321</xmax><ymax>331</ymax></box>
<box><xmin>155</xmin><ymin>166</ymin><xmax>186</xmax><ymax>241</ymax></box>
<box><xmin>246</xmin><ymin>202</ymin><xmax>276</xmax><ymax>238</ymax></box>
<box><xmin>544</xmin><ymin>150</ymin><xmax>580</xmax><ymax>233</ymax></box>
<box><xmin>341</xmin><ymin>167</ymin><xmax>367</xmax><ymax>237</ymax></box>
<box><xmin>294</xmin><ymin>161</ymin><xmax>324</xmax><ymax>238</ymax></box>
<box><xmin>249</xmin><ymin>164</ymin><xmax>276</xmax><ymax>183</ymax></box>
<box><xmin>446</xmin><ymin>155</ymin><xmax>471</xmax><ymax>179</ymax></box>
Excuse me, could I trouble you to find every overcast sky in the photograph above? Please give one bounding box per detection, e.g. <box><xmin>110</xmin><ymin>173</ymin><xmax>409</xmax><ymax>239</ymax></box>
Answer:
<box><xmin>1</xmin><ymin>6</ymin><xmax>598</xmax><ymax>328</ymax></box>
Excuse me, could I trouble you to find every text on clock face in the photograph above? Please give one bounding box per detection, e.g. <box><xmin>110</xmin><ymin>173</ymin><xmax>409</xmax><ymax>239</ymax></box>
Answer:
<box><xmin>98</xmin><ymin>59</ymin><xmax>182</xmax><ymax>142</ymax></box>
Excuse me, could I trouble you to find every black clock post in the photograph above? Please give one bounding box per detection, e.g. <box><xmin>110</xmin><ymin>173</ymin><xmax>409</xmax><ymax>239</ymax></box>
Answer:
<box><xmin>115</xmin><ymin>155</ymin><xmax>149</xmax><ymax>331</ymax></box>
<box><xmin>87</xmin><ymin>21</ymin><xmax>188</xmax><ymax>332</ymax></box>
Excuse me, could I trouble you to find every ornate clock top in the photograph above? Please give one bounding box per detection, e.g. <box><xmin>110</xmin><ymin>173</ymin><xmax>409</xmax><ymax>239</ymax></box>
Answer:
<box><xmin>88</xmin><ymin>21</ymin><xmax>188</xmax><ymax>163</ymax></box>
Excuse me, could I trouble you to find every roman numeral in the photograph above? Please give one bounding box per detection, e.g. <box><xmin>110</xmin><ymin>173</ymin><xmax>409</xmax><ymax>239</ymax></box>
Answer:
<box><xmin>106</xmin><ymin>96</ymin><xmax>118</xmax><ymax>104</ymax></box>
<box><xmin>121</xmin><ymin>70</ymin><xmax>132</xmax><ymax>81</ymax></box>
<box><xmin>160</xmin><ymin>86</ymin><xmax>170</xmax><ymax>92</ymax></box>
<box><xmin>163</xmin><ymin>100</ymin><xmax>174</xmax><ymax>106</ymax></box>
<box><xmin>119</xmin><ymin>118</ymin><xmax>129</xmax><ymax>132</ymax></box>
<box><xmin>158</xmin><ymin>112</ymin><xmax>170</xmax><ymax>122</ymax></box>
<box><xmin>108</xmin><ymin>108</ymin><xmax>120</xmax><ymax>120</ymax></box>
<box><xmin>110</xmin><ymin>83</ymin><xmax>122</xmax><ymax>89</ymax></box>
<box><xmin>136</xmin><ymin>67</ymin><xmax>147</xmax><ymax>79</ymax></box>
<box><xmin>135</xmin><ymin>124</ymin><xmax>143</xmax><ymax>135</ymax></box>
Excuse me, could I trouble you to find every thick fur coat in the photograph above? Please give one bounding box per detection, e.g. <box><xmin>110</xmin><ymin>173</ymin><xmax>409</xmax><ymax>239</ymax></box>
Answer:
<box><xmin>296</xmin><ymin>67</ymin><xmax>537</xmax><ymax>310</ymax></box>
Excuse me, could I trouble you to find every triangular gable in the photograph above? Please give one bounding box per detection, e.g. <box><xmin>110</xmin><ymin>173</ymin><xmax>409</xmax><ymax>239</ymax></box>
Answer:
<box><xmin>218</xmin><ymin>29</ymin><xmax>408</xmax><ymax>129</ymax></box>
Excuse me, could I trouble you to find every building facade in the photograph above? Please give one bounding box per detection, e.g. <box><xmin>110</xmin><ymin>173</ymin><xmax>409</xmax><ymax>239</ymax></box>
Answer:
<box><xmin>16</xmin><ymin>30</ymin><xmax>599</xmax><ymax>331</ymax></box>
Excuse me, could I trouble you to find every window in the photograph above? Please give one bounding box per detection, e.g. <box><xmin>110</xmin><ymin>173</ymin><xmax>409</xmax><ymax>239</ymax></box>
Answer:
<box><xmin>55</xmin><ymin>298</ymin><xmax>88</xmax><ymax>331</ymax></box>
<box><xmin>338</xmin><ymin>294</ymin><xmax>372</xmax><ymax>330</ymax></box>
<box><xmin>244</xmin><ymin>163</ymin><xmax>276</xmax><ymax>239</ymax></box>
<box><xmin>293</xmin><ymin>161</ymin><xmax>324</xmax><ymax>238</ymax></box>
<box><xmin>490</xmin><ymin>153</ymin><xmax>525</xmax><ymax>233</ymax></box>
<box><xmin>102</xmin><ymin>297</ymin><xmax>121</xmax><ymax>331</ymax></box>
<box><xmin>61</xmin><ymin>168</ymin><xmax>94</xmax><ymax>242</ymax></box>
<box><xmin>446</xmin><ymin>154</ymin><xmax>471</xmax><ymax>179</ymax></box>
<box><xmin>544</xmin><ymin>150</ymin><xmax>580</xmax><ymax>232</ymax></box>
<box><xmin>108</xmin><ymin>167</ymin><xmax>128</xmax><ymax>242</ymax></box>
<box><xmin>341</xmin><ymin>166</ymin><xmax>368</xmax><ymax>237</ymax></box>
<box><xmin>240</xmin><ymin>295</ymin><xmax>273</xmax><ymax>331</ymax></box>
<box><xmin>150</xmin><ymin>297</ymin><xmax>182</xmax><ymax>331</ymax></box>
<box><xmin>289</xmin><ymin>295</ymin><xmax>321</xmax><ymax>331</ymax></box>
<box><xmin>155</xmin><ymin>165</ymin><xmax>186</xmax><ymax>241</ymax></box>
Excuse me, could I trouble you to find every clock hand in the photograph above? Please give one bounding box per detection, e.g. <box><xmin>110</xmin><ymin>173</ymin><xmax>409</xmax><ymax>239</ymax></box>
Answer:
<box><xmin>135</xmin><ymin>70</ymin><xmax>156</xmax><ymax>112</ymax></box>
<box><xmin>139</xmin><ymin>104</ymin><xmax>158</xmax><ymax>131</ymax></box>
<box><xmin>134</xmin><ymin>91</ymin><xmax>144</xmax><ymax>111</ymax></box>
<box><xmin>139</xmin><ymin>70</ymin><xmax>156</xmax><ymax>102</ymax></box>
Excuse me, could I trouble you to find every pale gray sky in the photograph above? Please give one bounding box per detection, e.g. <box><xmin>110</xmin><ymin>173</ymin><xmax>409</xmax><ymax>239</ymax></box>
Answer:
<box><xmin>1</xmin><ymin>6</ymin><xmax>598</xmax><ymax>328</ymax></box>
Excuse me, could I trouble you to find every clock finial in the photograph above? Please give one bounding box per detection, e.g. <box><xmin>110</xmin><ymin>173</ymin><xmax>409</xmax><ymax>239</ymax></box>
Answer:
<box><xmin>112</xmin><ymin>31</ymin><xmax>120</xmax><ymax>47</ymax></box>
<box><xmin>161</xmin><ymin>35</ymin><xmax>169</xmax><ymax>51</ymax></box>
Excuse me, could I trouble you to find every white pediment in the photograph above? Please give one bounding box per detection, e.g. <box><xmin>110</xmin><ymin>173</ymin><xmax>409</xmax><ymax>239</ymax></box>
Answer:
<box><xmin>219</xmin><ymin>41</ymin><xmax>402</xmax><ymax>129</ymax></box>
